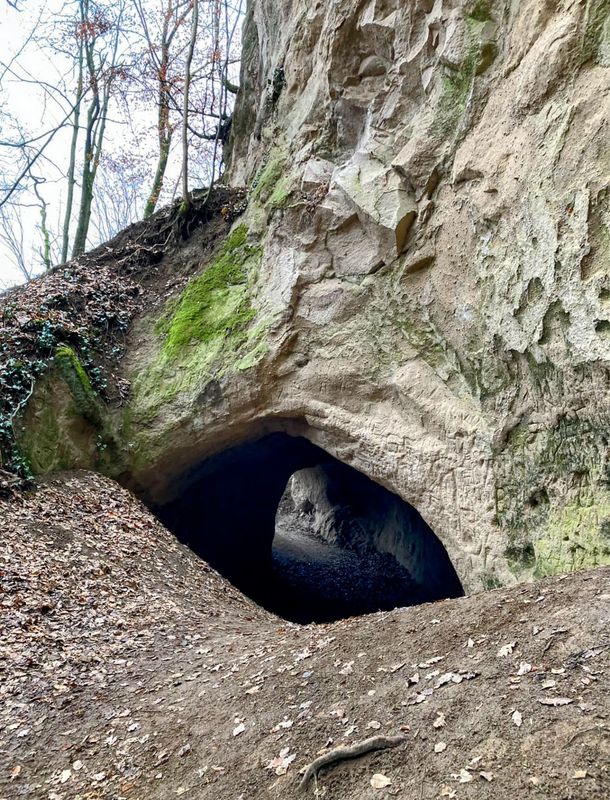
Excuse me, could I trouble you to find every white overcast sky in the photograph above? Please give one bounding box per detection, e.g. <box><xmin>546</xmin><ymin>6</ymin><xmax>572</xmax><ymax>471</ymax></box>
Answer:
<box><xmin>0</xmin><ymin>0</ymin><xmax>89</xmax><ymax>287</ymax></box>
<box><xmin>0</xmin><ymin>0</ymin><xmax>243</xmax><ymax>289</ymax></box>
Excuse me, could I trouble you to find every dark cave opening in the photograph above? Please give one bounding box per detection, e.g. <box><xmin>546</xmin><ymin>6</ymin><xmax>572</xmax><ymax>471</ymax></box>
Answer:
<box><xmin>155</xmin><ymin>433</ymin><xmax>463</xmax><ymax>623</ymax></box>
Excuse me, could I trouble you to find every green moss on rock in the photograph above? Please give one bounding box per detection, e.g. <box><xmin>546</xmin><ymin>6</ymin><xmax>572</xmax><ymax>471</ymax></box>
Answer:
<box><xmin>582</xmin><ymin>0</ymin><xmax>610</xmax><ymax>65</ymax></box>
<box><xmin>160</xmin><ymin>225</ymin><xmax>260</xmax><ymax>360</ymax></box>
<box><xmin>54</xmin><ymin>345</ymin><xmax>101</xmax><ymax>425</ymax></box>
<box><xmin>129</xmin><ymin>225</ymin><xmax>270</xmax><ymax>429</ymax></box>
<box><xmin>17</xmin><ymin>349</ymin><xmax>104</xmax><ymax>474</ymax></box>
<box><xmin>495</xmin><ymin>414</ymin><xmax>610</xmax><ymax>579</ymax></box>
<box><xmin>481</xmin><ymin>571</ymin><xmax>504</xmax><ymax>590</ymax></box>
<box><xmin>467</xmin><ymin>0</ymin><xmax>492</xmax><ymax>22</ymax></box>
<box><xmin>434</xmin><ymin>15</ymin><xmax>497</xmax><ymax>136</ymax></box>
<box><xmin>243</xmin><ymin>145</ymin><xmax>298</xmax><ymax>233</ymax></box>
<box><xmin>250</xmin><ymin>148</ymin><xmax>291</xmax><ymax>206</ymax></box>
<box><xmin>534</xmin><ymin>494</ymin><xmax>610</xmax><ymax>577</ymax></box>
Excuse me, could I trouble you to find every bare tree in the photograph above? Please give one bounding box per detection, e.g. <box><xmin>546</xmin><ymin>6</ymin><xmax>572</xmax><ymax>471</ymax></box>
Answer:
<box><xmin>90</xmin><ymin>154</ymin><xmax>147</xmax><ymax>241</ymax></box>
<box><xmin>61</xmin><ymin>24</ymin><xmax>84</xmax><ymax>263</ymax></box>
<box><xmin>0</xmin><ymin>0</ymin><xmax>128</xmax><ymax>264</ymax></box>
<box><xmin>0</xmin><ymin>0</ymin><xmax>245</xmax><ymax>287</ymax></box>
<box><xmin>71</xmin><ymin>0</ymin><xmax>126</xmax><ymax>257</ymax></box>
<box><xmin>0</xmin><ymin>202</ymin><xmax>35</xmax><ymax>283</ymax></box>
<box><xmin>132</xmin><ymin>0</ymin><xmax>192</xmax><ymax>218</ymax></box>
<box><xmin>180</xmin><ymin>0</ymin><xmax>198</xmax><ymax>209</ymax></box>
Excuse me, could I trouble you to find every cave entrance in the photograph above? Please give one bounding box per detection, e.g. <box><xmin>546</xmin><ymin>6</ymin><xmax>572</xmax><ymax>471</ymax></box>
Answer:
<box><xmin>155</xmin><ymin>433</ymin><xmax>463</xmax><ymax>623</ymax></box>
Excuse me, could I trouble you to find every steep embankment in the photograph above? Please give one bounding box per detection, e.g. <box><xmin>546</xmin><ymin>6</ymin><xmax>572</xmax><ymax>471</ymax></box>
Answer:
<box><xmin>1</xmin><ymin>473</ymin><xmax>609</xmax><ymax>799</ymax></box>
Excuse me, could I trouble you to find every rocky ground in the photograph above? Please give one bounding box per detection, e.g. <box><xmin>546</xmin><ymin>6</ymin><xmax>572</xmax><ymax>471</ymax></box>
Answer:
<box><xmin>271</xmin><ymin>518</ymin><xmax>423</xmax><ymax>623</ymax></box>
<box><xmin>1</xmin><ymin>472</ymin><xmax>609</xmax><ymax>800</ymax></box>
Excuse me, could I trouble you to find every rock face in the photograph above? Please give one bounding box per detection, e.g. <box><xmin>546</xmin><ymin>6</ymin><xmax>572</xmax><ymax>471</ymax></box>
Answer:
<box><xmin>15</xmin><ymin>0</ymin><xmax>610</xmax><ymax>593</ymax></box>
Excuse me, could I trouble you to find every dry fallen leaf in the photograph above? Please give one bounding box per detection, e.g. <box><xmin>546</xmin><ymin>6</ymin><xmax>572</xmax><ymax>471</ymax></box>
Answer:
<box><xmin>370</xmin><ymin>773</ymin><xmax>392</xmax><ymax>789</ymax></box>
<box><xmin>266</xmin><ymin>748</ymin><xmax>296</xmax><ymax>776</ymax></box>
<box><xmin>512</xmin><ymin>710</ymin><xmax>523</xmax><ymax>727</ymax></box>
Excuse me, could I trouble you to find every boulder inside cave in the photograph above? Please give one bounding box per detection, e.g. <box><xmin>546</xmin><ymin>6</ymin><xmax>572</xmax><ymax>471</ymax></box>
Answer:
<box><xmin>154</xmin><ymin>433</ymin><xmax>463</xmax><ymax>623</ymax></box>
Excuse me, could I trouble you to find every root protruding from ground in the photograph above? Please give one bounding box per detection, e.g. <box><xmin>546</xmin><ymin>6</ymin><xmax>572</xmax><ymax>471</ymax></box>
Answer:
<box><xmin>298</xmin><ymin>734</ymin><xmax>407</xmax><ymax>791</ymax></box>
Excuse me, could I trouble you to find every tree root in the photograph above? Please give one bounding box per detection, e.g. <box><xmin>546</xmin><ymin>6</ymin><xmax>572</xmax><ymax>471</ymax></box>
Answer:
<box><xmin>299</xmin><ymin>734</ymin><xmax>407</xmax><ymax>792</ymax></box>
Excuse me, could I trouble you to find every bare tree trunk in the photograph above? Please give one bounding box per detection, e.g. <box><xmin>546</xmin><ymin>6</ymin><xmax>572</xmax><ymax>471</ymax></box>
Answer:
<box><xmin>33</xmin><ymin>182</ymin><xmax>52</xmax><ymax>270</ymax></box>
<box><xmin>71</xmin><ymin>90</ymin><xmax>100</xmax><ymax>257</ymax></box>
<box><xmin>144</xmin><ymin>134</ymin><xmax>171</xmax><ymax>218</ymax></box>
<box><xmin>61</xmin><ymin>38</ymin><xmax>83</xmax><ymax>264</ymax></box>
<box><xmin>72</xmin><ymin>0</ymin><xmax>122</xmax><ymax>257</ymax></box>
<box><xmin>144</xmin><ymin>40</ymin><xmax>172</xmax><ymax>218</ymax></box>
<box><xmin>180</xmin><ymin>0</ymin><xmax>198</xmax><ymax>212</ymax></box>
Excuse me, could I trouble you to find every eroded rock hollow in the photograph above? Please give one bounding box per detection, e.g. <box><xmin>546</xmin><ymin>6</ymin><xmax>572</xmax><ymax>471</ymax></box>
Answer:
<box><xmin>155</xmin><ymin>433</ymin><xmax>463</xmax><ymax>622</ymax></box>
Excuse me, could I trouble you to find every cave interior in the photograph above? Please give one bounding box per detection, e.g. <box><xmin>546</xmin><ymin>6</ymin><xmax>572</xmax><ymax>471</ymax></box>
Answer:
<box><xmin>154</xmin><ymin>433</ymin><xmax>464</xmax><ymax>623</ymax></box>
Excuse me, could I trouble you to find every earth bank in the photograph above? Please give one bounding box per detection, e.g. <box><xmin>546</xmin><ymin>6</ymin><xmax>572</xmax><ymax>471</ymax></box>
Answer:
<box><xmin>0</xmin><ymin>472</ymin><xmax>609</xmax><ymax>799</ymax></box>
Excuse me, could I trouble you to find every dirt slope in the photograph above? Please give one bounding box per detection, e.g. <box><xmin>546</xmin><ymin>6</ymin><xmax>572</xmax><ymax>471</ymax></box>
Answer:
<box><xmin>1</xmin><ymin>473</ymin><xmax>609</xmax><ymax>800</ymax></box>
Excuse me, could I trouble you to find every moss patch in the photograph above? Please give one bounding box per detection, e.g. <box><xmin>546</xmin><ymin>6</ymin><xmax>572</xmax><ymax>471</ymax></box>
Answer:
<box><xmin>17</xmin><ymin>348</ymin><xmax>105</xmax><ymax>474</ymax></box>
<box><xmin>54</xmin><ymin>345</ymin><xmax>101</xmax><ymax>425</ymax></box>
<box><xmin>534</xmin><ymin>494</ymin><xmax>610</xmax><ymax>577</ymax></box>
<box><xmin>467</xmin><ymin>0</ymin><xmax>492</xmax><ymax>22</ymax></box>
<box><xmin>250</xmin><ymin>148</ymin><xmax>290</xmax><ymax>206</ymax></box>
<box><xmin>159</xmin><ymin>226</ymin><xmax>260</xmax><ymax>360</ymax></box>
<box><xmin>582</xmin><ymin>0</ymin><xmax>610</xmax><ymax>64</ymax></box>
<box><xmin>129</xmin><ymin>226</ymin><xmax>269</xmax><ymax>429</ymax></box>
<box><xmin>434</xmin><ymin>15</ymin><xmax>496</xmax><ymax>136</ymax></box>
<box><xmin>495</xmin><ymin>413</ymin><xmax>610</xmax><ymax>578</ymax></box>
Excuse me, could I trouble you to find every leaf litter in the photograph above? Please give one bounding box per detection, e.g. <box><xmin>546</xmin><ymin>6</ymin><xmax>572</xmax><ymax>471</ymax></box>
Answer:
<box><xmin>1</xmin><ymin>472</ymin><xmax>609</xmax><ymax>799</ymax></box>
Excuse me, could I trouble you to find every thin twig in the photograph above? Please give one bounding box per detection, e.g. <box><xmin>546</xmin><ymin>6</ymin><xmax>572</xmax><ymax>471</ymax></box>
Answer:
<box><xmin>419</xmin><ymin>765</ymin><xmax>427</xmax><ymax>799</ymax></box>
<box><xmin>10</xmin><ymin>378</ymin><xmax>34</xmax><ymax>422</ymax></box>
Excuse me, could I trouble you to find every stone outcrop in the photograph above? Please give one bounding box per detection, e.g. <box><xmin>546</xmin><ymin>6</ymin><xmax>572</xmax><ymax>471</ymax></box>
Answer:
<box><xmin>15</xmin><ymin>0</ymin><xmax>610</xmax><ymax>593</ymax></box>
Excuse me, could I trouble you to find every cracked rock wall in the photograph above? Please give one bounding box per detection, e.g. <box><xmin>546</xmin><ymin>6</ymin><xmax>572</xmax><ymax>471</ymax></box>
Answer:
<box><xmin>119</xmin><ymin>0</ymin><xmax>610</xmax><ymax>593</ymax></box>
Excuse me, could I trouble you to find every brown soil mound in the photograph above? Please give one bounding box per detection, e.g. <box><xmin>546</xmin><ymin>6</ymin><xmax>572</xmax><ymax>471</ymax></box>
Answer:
<box><xmin>1</xmin><ymin>472</ymin><xmax>609</xmax><ymax>799</ymax></box>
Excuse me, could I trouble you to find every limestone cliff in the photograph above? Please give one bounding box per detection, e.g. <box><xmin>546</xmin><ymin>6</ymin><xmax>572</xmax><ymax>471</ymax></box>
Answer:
<box><xmin>9</xmin><ymin>0</ymin><xmax>610</xmax><ymax>592</ymax></box>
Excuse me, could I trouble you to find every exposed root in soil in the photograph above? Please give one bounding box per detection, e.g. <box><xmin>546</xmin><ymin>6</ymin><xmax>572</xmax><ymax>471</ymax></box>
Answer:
<box><xmin>298</xmin><ymin>734</ymin><xmax>407</xmax><ymax>791</ymax></box>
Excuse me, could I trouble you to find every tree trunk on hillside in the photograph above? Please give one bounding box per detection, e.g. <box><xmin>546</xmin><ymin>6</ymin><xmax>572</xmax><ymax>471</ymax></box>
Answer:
<box><xmin>61</xmin><ymin>38</ymin><xmax>83</xmax><ymax>264</ymax></box>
